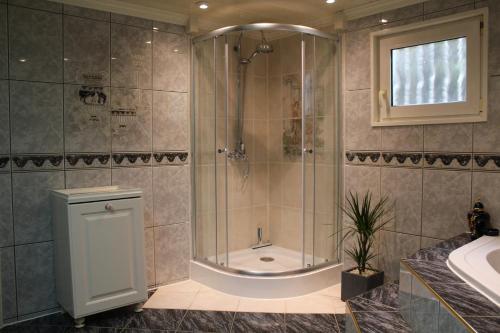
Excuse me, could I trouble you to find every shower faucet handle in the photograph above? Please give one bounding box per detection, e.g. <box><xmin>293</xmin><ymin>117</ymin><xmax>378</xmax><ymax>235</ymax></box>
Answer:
<box><xmin>217</xmin><ymin>147</ymin><xmax>227</xmax><ymax>154</ymax></box>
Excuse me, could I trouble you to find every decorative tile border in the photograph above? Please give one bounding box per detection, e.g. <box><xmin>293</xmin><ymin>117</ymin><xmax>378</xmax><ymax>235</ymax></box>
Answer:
<box><xmin>11</xmin><ymin>155</ymin><xmax>63</xmax><ymax>171</ymax></box>
<box><xmin>473</xmin><ymin>154</ymin><xmax>500</xmax><ymax>171</ymax></box>
<box><xmin>382</xmin><ymin>152</ymin><xmax>423</xmax><ymax>167</ymax></box>
<box><xmin>345</xmin><ymin>151</ymin><xmax>380</xmax><ymax>165</ymax></box>
<box><xmin>65</xmin><ymin>153</ymin><xmax>111</xmax><ymax>169</ymax></box>
<box><xmin>153</xmin><ymin>152</ymin><xmax>189</xmax><ymax>165</ymax></box>
<box><xmin>112</xmin><ymin>153</ymin><xmax>152</xmax><ymax>167</ymax></box>
<box><xmin>0</xmin><ymin>155</ymin><xmax>10</xmax><ymax>172</ymax></box>
<box><xmin>423</xmin><ymin>153</ymin><xmax>472</xmax><ymax>170</ymax></box>
<box><xmin>6</xmin><ymin>151</ymin><xmax>190</xmax><ymax>170</ymax></box>
<box><xmin>346</xmin><ymin>151</ymin><xmax>478</xmax><ymax>169</ymax></box>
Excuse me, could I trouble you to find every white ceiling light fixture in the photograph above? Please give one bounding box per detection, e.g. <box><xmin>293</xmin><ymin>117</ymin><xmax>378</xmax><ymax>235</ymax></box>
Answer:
<box><xmin>197</xmin><ymin>1</ymin><xmax>209</xmax><ymax>10</ymax></box>
<box><xmin>326</xmin><ymin>0</ymin><xmax>336</xmax><ymax>4</ymax></box>
<box><xmin>380</xmin><ymin>18</ymin><xmax>388</xmax><ymax>23</ymax></box>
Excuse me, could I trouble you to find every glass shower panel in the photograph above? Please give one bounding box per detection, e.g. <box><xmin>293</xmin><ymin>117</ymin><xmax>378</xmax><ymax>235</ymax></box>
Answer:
<box><xmin>215</xmin><ymin>35</ymin><xmax>229</xmax><ymax>266</ymax></box>
<box><xmin>303</xmin><ymin>33</ymin><xmax>315</xmax><ymax>268</ymax></box>
<box><xmin>193</xmin><ymin>38</ymin><xmax>217</xmax><ymax>261</ymax></box>
<box><xmin>278</xmin><ymin>32</ymin><xmax>304</xmax><ymax>270</ymax></box>
<box><xmin>313</xmin><ymin>37</ymin><xmax>339</xmax><ymax>265</ymax></box>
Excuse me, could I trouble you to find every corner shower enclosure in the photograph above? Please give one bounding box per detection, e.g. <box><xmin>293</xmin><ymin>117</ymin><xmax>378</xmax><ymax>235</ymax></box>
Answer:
<box><xmin>192</xmin><ymin>23</ymin><xmax>341</xmax><ymax>277</ymax></box>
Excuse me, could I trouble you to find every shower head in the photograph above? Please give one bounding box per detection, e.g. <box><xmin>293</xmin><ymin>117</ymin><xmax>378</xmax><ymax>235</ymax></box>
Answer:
<box><xmin>255</xmin><ymin>30</ymin><xmax>274</xmax><ymax>54</ymax></box>
<box><xmin>239</xmin><ymin>31</ymin><xmax>273</xmax><ymax>64</ymax></box>
<box><xmin>255</xmin><ymin>42</ymin><xmax>273</xmax><ymax>54</ymax></box>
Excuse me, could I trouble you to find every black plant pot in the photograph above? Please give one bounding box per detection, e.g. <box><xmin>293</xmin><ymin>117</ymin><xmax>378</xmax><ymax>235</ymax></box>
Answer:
<box><xmin>341</xmin><ymin>268</ymin><xmax>384</xmax><ymax>301</ymax></box>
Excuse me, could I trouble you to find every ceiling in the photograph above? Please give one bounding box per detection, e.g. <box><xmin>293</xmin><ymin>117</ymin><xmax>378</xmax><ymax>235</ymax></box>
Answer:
<box><xmin>57</xmin><ymin>0</ymin><xmax>422</xmax><ymax>34</ymax></box>
<box><xmin>117</xmin><ymin>0</ymin><xmax>377</xmax><ymax>31</ymax></box>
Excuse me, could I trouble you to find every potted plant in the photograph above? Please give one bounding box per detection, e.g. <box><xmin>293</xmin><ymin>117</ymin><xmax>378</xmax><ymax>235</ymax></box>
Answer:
<box><xmin>340</xmin><ymin>191</ymin><xmax>392</xmax><ymax>301</ymax></box>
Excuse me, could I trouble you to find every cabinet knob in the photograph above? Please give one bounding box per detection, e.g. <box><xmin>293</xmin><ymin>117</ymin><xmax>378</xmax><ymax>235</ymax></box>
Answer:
<box><xmin>105</xmin><ymin>203</ymin><xmax>113</xmax><ymax>211</ymax></box>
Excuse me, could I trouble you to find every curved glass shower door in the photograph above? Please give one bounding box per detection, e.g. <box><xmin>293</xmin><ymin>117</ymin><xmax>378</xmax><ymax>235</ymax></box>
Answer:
<box><xmin>193</xmin><ymin>35</ymin><xmax>229</xmax><ymax>267</ymax></box>
<box><xmin>192</xmin><ymin>24</ymin><xmax>340</xmax><ymax>275</ymax></box>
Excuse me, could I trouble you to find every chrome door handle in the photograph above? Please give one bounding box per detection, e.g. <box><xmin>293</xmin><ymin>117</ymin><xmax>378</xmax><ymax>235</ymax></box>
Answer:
<box><xmin>105</xmin><ymin>203</ymin><xmax>113</xmax><ymax>211</ymax></box>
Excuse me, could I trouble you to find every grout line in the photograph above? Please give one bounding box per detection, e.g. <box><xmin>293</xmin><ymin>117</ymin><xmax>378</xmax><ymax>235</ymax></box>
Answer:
<box><xmin>5</xmin><ymin>2</ymin><xmax>20</xmax><ymax>322</ymax></box>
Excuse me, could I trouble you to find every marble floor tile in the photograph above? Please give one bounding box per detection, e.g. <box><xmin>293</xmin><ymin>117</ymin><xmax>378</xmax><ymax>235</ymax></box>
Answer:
<box><xmin>285</xmin><ymin>313</ymin><xmax>338</xmax><ymax>333</ymax></box>
<box><xmin>465</xmin><ymin>316</ymin><xmax>500</xmax><ymax>333</ymax></box>
<box><xmin>335</xmin><ymin>313</ymin><xmax>346</xmax><ymax>332</ymax></box>
<box><xmin>352</xmin><ymin>310</ymin><xmax>412</xmax><ymax>333</ymax></box>
<box><xmin>176</xmin><ymin>310</ymin><xmax>234</xmax><ymax>333</ymax></box>
<box><xmin>358</xmin><ymin>283</ymin><xmax>399</xmax><ymax>309</ymax></box>
<box><xmin>348</xmin><ymin>297</ymin><xmax>398</xmax><ymax>312</ymax></box>
<box><xmin>232</xmin><ymin>312</ymin><xmax>285</xmax><ymax>333</ymax></box>
<box><xmin>124</xmin><ymin>308</ymin><xmax>186</xmax><ymax>331</ymax></box>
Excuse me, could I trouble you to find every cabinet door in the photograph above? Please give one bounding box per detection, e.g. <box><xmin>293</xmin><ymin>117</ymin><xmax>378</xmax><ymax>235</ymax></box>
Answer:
<box><xmin>69</xmin><ymin>198</ymin><xmax>147</xmax><ymax>316</ymax></box>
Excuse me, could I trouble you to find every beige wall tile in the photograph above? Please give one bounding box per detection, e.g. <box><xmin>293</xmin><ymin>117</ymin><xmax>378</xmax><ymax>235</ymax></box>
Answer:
<box><xmin>381</xmin><ymin>126</ymin><xmax>423</xmax><ymax>152</ymax></box>
<box><xmin>154</xmin><ymin>223</ymin><xmax>190</xmax><ymax>285</ymax></box>
<box><xmin>344</xmin><ymin>28</ymin><xmax>372</xmax><ymax>91</ymax></box>
<box><xmin>422</xmin><ymin>169</ymin><xmax>471</xmax><ymax>239</ymax></box>
<box><xmin>344</xmin><ymin>89</ymin><xmax>381</xmax><ymax>151</ymax></box>
<box><xmin>471</xmin><ymin>171</ymin><xmax>500</xmax><ymax>230</ymax></box>
<box><xmin>381</xmin><ymin>167</ymin><xmax>423</xmax><ymax>235</ymax></box>
<box><xmin>473</xmin><ymin>76</ymin><xmax>500</xmax><ymax>153</ymax></box>
<box><xmin>424</xmin><ymin>124</ymin><xmax>473</xmax><ymax>152</ymax></box>
<box><xmin>379</xmin><ymin>231</ymin><xmax>420</xmax><ymax>281</ymax></box>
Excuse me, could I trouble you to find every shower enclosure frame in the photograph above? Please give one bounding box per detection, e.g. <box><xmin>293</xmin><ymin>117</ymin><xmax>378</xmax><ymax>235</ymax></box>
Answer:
<box><xmin>191</xmin><ymin>23</ymin><xmax>343</xmax><ymax>277</ymax></box>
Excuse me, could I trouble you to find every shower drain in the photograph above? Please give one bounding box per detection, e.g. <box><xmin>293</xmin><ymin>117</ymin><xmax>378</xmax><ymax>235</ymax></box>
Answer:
<box><xmin>260</xmin><ymin>256</ymin><xmax>275</xmax><ymax>262</ymax></box>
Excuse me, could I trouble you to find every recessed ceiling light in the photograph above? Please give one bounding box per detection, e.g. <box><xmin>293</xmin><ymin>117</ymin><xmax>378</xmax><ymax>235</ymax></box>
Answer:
<box><xmin>326</xmin><ymin>0</ymin><xmax>336</xmax><ymax>3</ymax></box>
<box><xmin>197</xmin><ymin>1</ymin><xmax>209</xmax><ymax>9</ymax></box>
<box><xmin>380</xmin><ymin>18</ymin><xmax>388</xmax><ymax>23</ymax></box>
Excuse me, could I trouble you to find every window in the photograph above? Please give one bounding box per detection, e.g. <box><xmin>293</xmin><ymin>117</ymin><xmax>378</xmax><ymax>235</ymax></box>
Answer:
<box><xmin>371</xmin><ymin>9</ymin><xmax>488</xmax><ymax>126</ymax></box>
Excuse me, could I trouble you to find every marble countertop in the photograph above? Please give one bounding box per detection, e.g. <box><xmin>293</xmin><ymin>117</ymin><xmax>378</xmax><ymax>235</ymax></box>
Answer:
<box><xmin>402</xmin><ymin>234</ymin><xmax>500</xmax><ymax>333</ymax></box>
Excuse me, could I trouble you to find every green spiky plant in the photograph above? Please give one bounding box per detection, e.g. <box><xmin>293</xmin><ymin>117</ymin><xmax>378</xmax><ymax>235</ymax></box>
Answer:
<box><xmin>341</xmin><ymin>191</ymin><xmax>393</xmax><ymax>275</ymax></box>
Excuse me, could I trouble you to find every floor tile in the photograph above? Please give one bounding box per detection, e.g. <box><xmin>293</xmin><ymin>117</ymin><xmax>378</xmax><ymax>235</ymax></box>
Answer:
<box><xmin>237</xmin><ymin>298</ymin><xmax>286</xmax><ymax>313</ymax></box>
<box><xmin>335</xmin><ymin>314</ymin><xmax>346</xmax><ymax>332</ymax></box>
<box><xmin>231</xmin><ymin>312</ymin><xmax>285</xmax><ymax>333</ymax></box>
<box><xmin>124</xmin><ymin>309</ymin><xmax>186</xmax><ymax>331</ymax></box>
<box><xmin>189</xmin><ymin>290</ymin><xmax>240</xmax><ymax>312</ymax></box>
<box><xmin>285</xmin><ymin>313</ymin><xmax>338</xmax><ymax>333</ymax></box>
<box><xmin>157</xmin><ymin>279</ymin><xmax>203</xmax><ymax>293</ymax></box>
<box><xmin>176</xmin><ymin>310</ymin><xmax>234</xmax><ymax>333</ymax></box>
<box><xmin>315</xmin><ymin>284</ymin><xmax>342</xmax><ymax>298</ymax></box>
<box><xmin>285</xmin><ymin>294</ymin><xmax>344</xmax><ymax>314</ymax></box>
<box><xmin>144</xmin><ymin>291</ymin><xmax>197</xmax><ymax>309</ymax></box>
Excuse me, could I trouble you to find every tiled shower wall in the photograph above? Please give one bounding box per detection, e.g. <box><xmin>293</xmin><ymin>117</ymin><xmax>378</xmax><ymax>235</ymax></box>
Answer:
<box><xmin>0</xmin><ymin>0</ymin><xmax>190</xmax><ymax>322</ymax></box>
<box><xmin>343</xmin><ymin>0</ymin><xmax>500</xmax><ymax>281</ymax></box>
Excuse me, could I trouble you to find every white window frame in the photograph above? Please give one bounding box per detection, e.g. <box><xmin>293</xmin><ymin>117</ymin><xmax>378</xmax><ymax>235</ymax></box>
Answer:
<box><xmin>371</xmin><ymin>8</ymin><xmax>488</xmax><ymax>126</ymax></box>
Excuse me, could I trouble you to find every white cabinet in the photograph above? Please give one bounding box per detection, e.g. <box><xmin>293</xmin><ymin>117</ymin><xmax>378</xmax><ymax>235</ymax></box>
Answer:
<box><xmin>51</xmin><ymin>186</ymin><xmax>147</xmax><ymax>326</ymax></box>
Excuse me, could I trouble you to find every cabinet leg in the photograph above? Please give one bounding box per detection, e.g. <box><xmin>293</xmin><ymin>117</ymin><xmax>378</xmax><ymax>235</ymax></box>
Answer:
<box><xmin>74</xmin><ymin>317</ymin><xmax>85</xmax><ymax>328</ymax></box>
<box><xmin>134</xmin><ymin>303</ymin><xmax>144</xmax><ymax>313</ymax></box>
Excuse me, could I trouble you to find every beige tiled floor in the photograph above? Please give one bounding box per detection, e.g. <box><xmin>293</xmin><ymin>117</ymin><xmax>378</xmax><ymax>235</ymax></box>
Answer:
<box><xmin>144</xmin><ymin>280</ymin><xmax>345</xmax><ymax>314</ymax></box>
